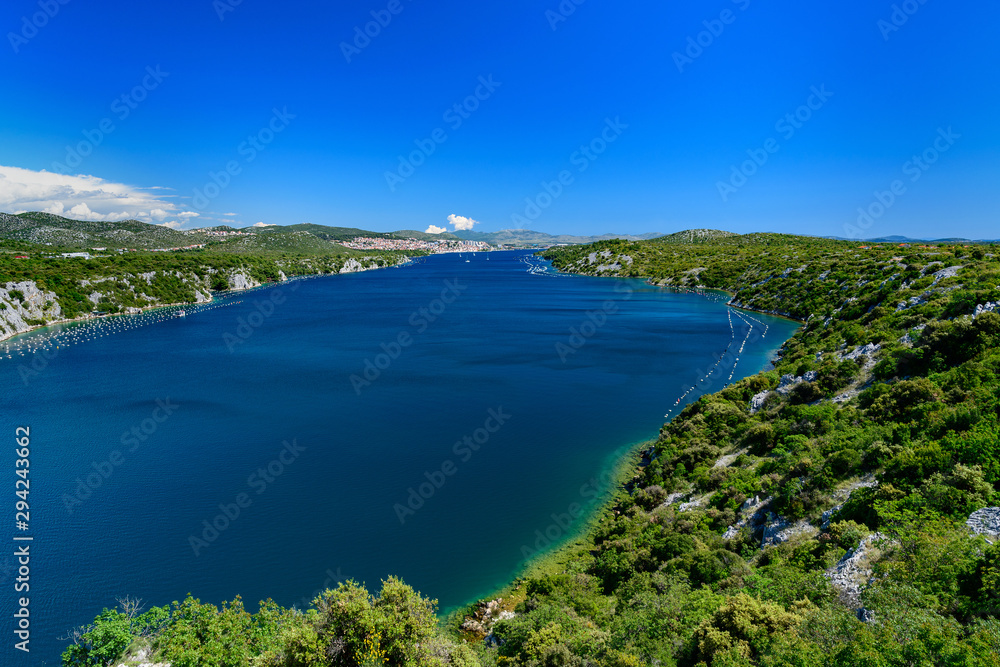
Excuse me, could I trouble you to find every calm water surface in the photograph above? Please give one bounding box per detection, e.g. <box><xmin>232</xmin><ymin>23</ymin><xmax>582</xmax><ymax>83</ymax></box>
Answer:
<box><xmin>0</xmin><ymin>250</ymin><xmax>798</xmax><ymax>663</ymax></box>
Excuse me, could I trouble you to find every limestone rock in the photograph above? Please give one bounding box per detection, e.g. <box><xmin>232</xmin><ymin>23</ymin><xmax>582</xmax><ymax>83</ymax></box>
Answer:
<box><xmin>967</xmin><ymin>507</ymin><xmax>1000</xmax><ymax>538</ymax></box>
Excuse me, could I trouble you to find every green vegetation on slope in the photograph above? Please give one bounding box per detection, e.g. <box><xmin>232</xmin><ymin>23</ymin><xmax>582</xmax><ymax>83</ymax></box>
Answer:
<box><xmin>63</xmin><ymin>233</ymin><xmax>1000</xmax><ymax>666</ymax></box>
<box><xmin>0</xmin><ymin>249</ymin><xmax>409</xmax><ymax>322</ymax></box>
<box><xmin>0</xmin><ymin>214</ymin><xmax>421</xmax><ymax>336</ymax></box>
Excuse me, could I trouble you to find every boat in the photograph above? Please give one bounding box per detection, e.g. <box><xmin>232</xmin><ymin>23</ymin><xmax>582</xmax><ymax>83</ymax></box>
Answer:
<box><xmin>176</xmin><ymin>310</ymin><xmax>187</xmax><ymax>318</ymax></box>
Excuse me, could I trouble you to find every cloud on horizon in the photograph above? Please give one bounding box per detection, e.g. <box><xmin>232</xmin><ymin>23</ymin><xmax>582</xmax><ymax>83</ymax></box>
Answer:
<box><xmin>0</xmin><ymin>164</ymin><xmax>201</xmax><ymax>229</ymax></box>
<box><xmin>447</xmin><ymin>214</ymin><xmax>478</xmax><ymax>231</ymax></box>
<box><xmin>424</xmin><ymin>225</ymin><xmax>447</xmax><ymax>234</ymax></box>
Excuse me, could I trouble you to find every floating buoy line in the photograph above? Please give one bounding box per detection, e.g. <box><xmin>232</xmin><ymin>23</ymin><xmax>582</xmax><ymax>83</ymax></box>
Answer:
<box><xmin>661</xmin><ymin>294</ymin><xmax>770</xmax><ymax>421</ymax></box>
<box><xmin>0</xmin><ymin>276</ymin><xmax>329</xmax><ymax>363</ymax></box>
<box><xmin>487</xmin><ymin>256</ymin><xmax>777</xmax><ymax>423</ymax></box>
<box><xmin>519</xmin><ymin>254</ymin><xmax>571</xmax><ymax>277</ymax></box>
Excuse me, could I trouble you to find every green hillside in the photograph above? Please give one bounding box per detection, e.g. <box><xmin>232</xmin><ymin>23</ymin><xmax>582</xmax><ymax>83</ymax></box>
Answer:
<box><xmin>0</xmin><ymin>212</ymin><xmax>208</xmax><ymax>249</ymax></box>
<box><xmin>0</xmin><ymin>214</ymin><xmax>421</xmax><ymax>335</ymax></box>
<box><xmin>0</xmin><ymin>213</ymin><xmax>440</xmax><ymax>252</ymax></box>
<box><xmin>280</xmin><ymin>223</ymin><xmax>398</xmax><ymax>242</ymax></box>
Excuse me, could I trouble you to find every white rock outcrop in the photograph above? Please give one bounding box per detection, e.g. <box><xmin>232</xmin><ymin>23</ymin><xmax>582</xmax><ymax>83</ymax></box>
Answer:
<box><xmin>838</xmin><ymin>343</ymin><xmax>880</xmax><ymax>363</ymax></box>
<box><xmin>974</xmin><ymin>302</ymin><xmax>998</xmax><ymax>319</ymax></box>
<box><xmin>774</xmin><ymin>370</ymin><xmax>818</xmax><ymax>397</ymax></box>
<box><xmin>749</xmin><ymin>390</ymin><xmax>771</xmax><ymax>414</ymax></box>
<box><xmin>761</xmin><ymin>516</ymin><xmax>817</xmax><ymax>546</ymax></box>
<box><xmin>967</xmin><ymin>507</ymin><xmax>1000</xmax><ymax>539</ymax></box>
<box><xmin>826</xmin><ymin>533</ymin><xmax>884</xmax><ymax>607</ymax></box>
<box><xmin>227</xmin><ymin>270</ymin><xmax>259</xmax><ymax>291</ymax></box>
<box><xmin>0</xmin><ymin>281</ymin><xmax>62</xmax><ymax>342</ymax></box>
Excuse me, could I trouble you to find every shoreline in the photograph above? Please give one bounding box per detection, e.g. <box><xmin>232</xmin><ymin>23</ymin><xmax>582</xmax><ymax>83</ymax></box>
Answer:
<box><xmin>0</xmin><ymin>257</ymin><xmax>412</xmax><ymax>346</ymax></box>
<box><xmin>448</xmin><ymin>262</ymin><xmax>802</xmax><ymax>635</ymax></box>
<box><xmin>534</xmin><ymin>255</ymin><xmax>804</xmax><ymax>325</ymax></box>
<box><xmin>444</xmin><ymin>437</ymin><xmax>650</xmax><ymax>630</ymax></box>
<box><xmin>640</xmin><ymin>278</ymin><xmax>805</xmax><ymax>324</ymax></box>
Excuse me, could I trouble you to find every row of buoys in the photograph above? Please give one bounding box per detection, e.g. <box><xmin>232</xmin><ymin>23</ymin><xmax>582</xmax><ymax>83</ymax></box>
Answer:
<box><xmin>520</xmin><ymin>255</ymin><xmax>566</xmax><ymax>278</ymax></box>
<box><xmin>0</xmin><ymin>275</ymin><xmax>337</xmax><ymax>361</ymax></box>
<box><xmin>664</xmin><ymin>300</ymin><xmax>776</xmax><ymax>418</ymax></box>
<box><xmin>0</xmin><ymin>292</ymin><xmax>253</xmax><ymax>361</ymax></box>
<box><xmin>664</xmin><ymin>304</ymin><xmax>745</xmax><ymax>418</ymax></box>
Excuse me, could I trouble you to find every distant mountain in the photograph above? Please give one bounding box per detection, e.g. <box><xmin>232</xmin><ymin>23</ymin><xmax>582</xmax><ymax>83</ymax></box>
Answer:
<box><xmin>450</xmin><ymin>229</ymin><xmax>664</xmax><ymax>245</ymax></box>
<box><xmin>822</xmin><ymin>234</ymin><xmax>1000</xmax><ymax>244</ymax></box>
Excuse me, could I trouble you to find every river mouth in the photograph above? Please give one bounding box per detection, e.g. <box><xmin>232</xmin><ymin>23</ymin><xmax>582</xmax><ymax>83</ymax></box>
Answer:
<box><xmin>1</xmin><ymin>250</ymin><xmax>799</xmax><ymax>662</ymax></box>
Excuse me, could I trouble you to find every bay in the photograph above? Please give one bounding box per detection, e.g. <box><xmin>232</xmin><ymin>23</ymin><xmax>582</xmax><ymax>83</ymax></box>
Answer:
<box><xmin>0</xmin><ymin>250</ymin><xmax>798</xmax><ymax>663</ymax></box>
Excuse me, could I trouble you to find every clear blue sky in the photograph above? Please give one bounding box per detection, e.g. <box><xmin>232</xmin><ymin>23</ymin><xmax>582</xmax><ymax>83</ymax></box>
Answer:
<box><xmin>2</xmin><ymin>0</ymin><xmax>998</xmax><ymax>238</ymax></box>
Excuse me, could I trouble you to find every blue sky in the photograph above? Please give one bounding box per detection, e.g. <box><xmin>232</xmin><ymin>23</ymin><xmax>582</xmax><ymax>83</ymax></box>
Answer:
<box><xmin>1</xmin><ymin>0</ymin><xmax>997</xmax><ymax>238</ymax></box>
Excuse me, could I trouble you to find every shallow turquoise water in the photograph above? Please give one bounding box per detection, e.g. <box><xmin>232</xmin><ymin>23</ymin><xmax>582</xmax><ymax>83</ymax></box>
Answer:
<box><xmin>0</xmin><ymin>250</ymin><xmax>798</xmax><ymax>663</ymax></box>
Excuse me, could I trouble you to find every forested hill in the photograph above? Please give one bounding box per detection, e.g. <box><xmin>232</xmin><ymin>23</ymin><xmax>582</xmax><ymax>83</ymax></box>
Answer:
<box><xmin>61</xmin><ymin>233</ymin><xmax>1000</xmax><ymax>667</ymax></box>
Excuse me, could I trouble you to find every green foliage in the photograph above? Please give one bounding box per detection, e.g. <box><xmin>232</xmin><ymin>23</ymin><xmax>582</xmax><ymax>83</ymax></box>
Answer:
<box><xmin>689</xmin><ymin>594</ymin><xmax>802</xmax><ymax>666</ymax></box>
<box><xmin>62</xmin><ymin>600</ymin><xmax>168</xmax><ymax>667</ymax></box>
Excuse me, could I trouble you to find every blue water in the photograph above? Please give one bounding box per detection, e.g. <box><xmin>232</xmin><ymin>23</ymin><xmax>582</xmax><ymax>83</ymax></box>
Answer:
<box><xmin>0</xmin><ymin>251</ymin><xmax>798</xmax><ymax>663</ymax></box>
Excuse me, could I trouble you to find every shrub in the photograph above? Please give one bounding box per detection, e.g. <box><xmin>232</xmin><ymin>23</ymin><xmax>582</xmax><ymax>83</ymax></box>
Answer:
<box><xmin>828</xmin><ymin>520</ymin><xmax>869</xmax><ymax>551</ymax></box>
<box><xmin>691</xmin><ymin>594</ymin><xmax>801</xmax><ymax>665</ymax></box>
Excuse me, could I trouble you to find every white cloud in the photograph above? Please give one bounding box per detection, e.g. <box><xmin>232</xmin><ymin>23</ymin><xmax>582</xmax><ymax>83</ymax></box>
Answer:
<box><xmin>221</xmin><ymin>212</ymin><xmax>237</xmax><ymax>217</ymax></box>
<box><xmin>70</xmin><ymin>202</ymin><xmax>98</xmax><ymax>219</ymax></box>
<box><xmin>158</xmin><ymin>221</ymin><xmax>184</xmax><ymax>229</ymax></box>
<box><xmin>0</xmin><ymin>164</ymin><xmax>201</xmax><ymax>229</ymax></box>
<box><xmin>425</xmin><ymin>225</ymin><xmax>448</xmax><ymax>234</ymax></box>
<box><xmin>252</xmin><ymin>222</ymin><xmax>274</xmax><ymax>228</ymax></box>
<box><xmin>447</xmin><ymin>214</ymin><xmax>478</xmax><ymax>231</ymax></box>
